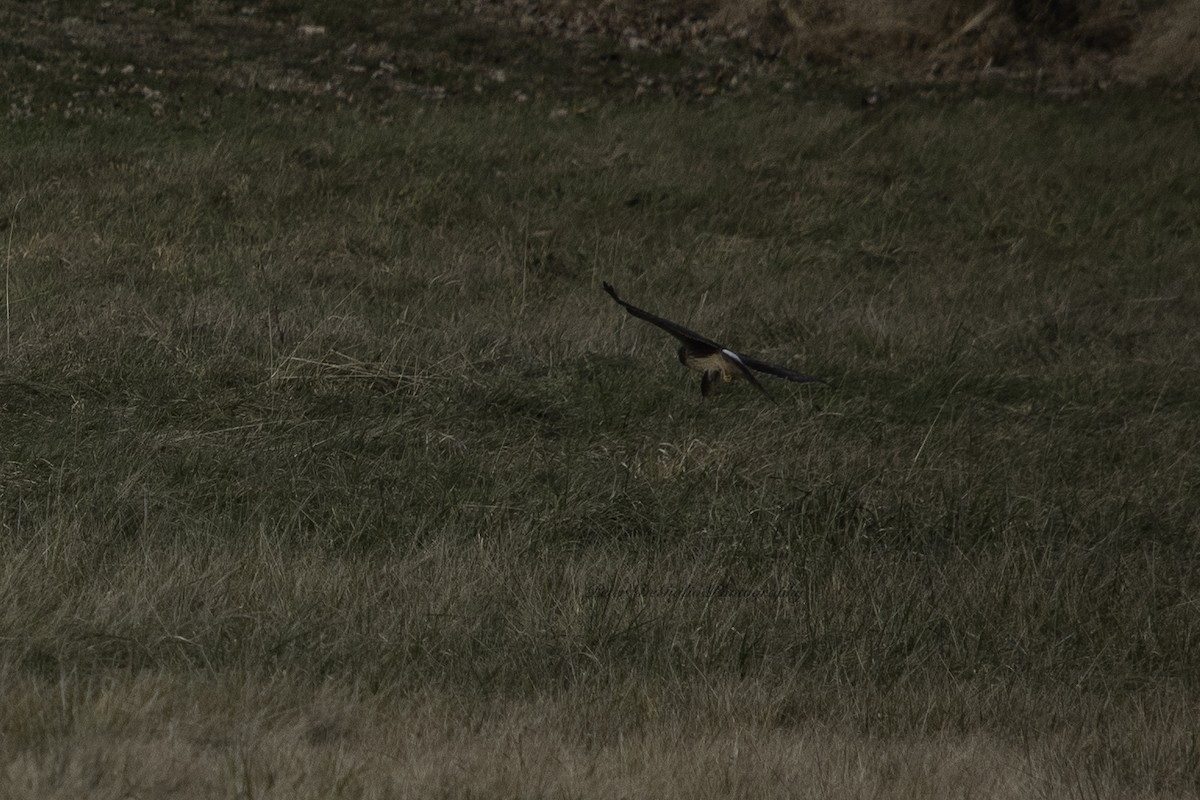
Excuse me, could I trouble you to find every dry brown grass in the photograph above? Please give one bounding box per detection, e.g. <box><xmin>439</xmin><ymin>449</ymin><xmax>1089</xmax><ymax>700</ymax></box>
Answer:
<box><xmin>463</xmin><ymin>0</ymin><xmax>1200</xmax><ymax>87</ymax></box>
<box><xmin>5</xmin><ymin>670</ymin><xmax>1175</xmax><ymax>799</ymax></box>
<box><xmin>1</xmin><ymin>3</ymin><xmax>1199</xmax><ymax>797</ymax></box>
<box><xmin>715</xmin><ymin>0</ymin><xmax>1194</xmax><ymax>85</ymax></box>
<box><xmin>1116</xmin><ymin>0</ymin><xmax>1200</xmax><ymax>84</ymax></box>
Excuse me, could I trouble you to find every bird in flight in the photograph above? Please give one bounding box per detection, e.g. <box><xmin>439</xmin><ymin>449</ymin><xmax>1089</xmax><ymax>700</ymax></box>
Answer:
<box><xmin>603</xmin><ymin>282</ymin><xmax>826</xmax><ymax>399</ymax></box>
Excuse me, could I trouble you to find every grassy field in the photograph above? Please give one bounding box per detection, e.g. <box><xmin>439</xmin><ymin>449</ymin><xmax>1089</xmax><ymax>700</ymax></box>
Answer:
<box><xmin>2</xmin><ymin>2</ymin><xmax>1200</xmax><ymax>797</ymax></box>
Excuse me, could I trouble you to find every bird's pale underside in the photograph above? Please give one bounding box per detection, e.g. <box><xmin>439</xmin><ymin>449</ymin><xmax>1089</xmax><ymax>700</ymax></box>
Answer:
<box><xmin>603</xmin><ymin>282</ymin><xmax>826</xmax><ymax>399</ymax></box>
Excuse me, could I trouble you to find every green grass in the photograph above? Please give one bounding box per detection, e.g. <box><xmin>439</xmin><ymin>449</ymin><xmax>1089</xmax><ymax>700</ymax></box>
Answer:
<box><xmin>2</xmin><ymin>3</ymin><xmax>1200</xmax><ymax>797</ymax></box>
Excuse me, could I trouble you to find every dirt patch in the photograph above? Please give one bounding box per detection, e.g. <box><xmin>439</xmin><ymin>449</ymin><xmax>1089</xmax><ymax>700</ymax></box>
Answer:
<box><xmin>1114</xmin><ymin>0</ymin><xmax>1200</xmax><ymax>83</ymax></box>
<box><xmin>528</xmin><ymin>0</ymin><xmax>1199</xmax><ymax>86</ymax></box>
<box><xmin>473</xmin><ymin>0</ymin><xmax>1200</xmax><ymax>87</ymax></box>
<box><xmin>1</xmin><ymin>0</ymin><xmax>1195</xmax><ymax>119</ymax></box>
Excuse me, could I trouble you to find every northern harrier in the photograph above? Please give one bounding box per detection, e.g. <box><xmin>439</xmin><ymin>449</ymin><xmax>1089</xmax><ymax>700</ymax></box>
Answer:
<box><xmin>603</xmin><ymin>282</ymin><xmax>826</xmax><ymax>399</ymax></box>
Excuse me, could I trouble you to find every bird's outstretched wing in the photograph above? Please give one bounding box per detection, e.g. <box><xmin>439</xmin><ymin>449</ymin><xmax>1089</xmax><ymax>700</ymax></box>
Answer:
<box><xmin>602</xmin><ymin>282</ymin><xmax>723</xmax><ymax>351</ymax></box>
<box><xmin>738</xmin><ymin>353</ymin><xmax>829</xmax><ymax>386</ymax></box>
<box><xmin>717</xmin><ymin>349</ymin><xmax>775</xmax><ymax>400</ymax></box>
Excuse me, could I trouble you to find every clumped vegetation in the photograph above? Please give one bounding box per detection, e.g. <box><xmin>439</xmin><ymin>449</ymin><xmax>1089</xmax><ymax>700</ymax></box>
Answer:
<box><xmin>1</xmin><ymin>1</ymin><xmax>1198</xmax><ymax>797</ymax></box>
